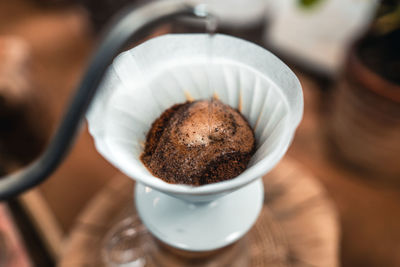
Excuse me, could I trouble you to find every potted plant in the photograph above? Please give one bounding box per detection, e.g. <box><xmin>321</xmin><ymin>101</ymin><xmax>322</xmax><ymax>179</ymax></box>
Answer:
<box><xmin>328</xmin><ymin>0</ymin><xmax>400</xmax><ymax>182</ymax></box>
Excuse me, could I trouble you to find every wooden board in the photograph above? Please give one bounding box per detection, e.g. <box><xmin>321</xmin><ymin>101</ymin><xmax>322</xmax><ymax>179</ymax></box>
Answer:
<box><xmin>59</xmin><ymin>157</ymin><xmax>339</xmax><ymax>267</ymax></box>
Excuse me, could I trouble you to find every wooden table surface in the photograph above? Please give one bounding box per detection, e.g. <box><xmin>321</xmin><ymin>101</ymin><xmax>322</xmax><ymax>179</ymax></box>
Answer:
<box><xmin>59</xmin><ymin>157</ymin><xmax>339</xmax><ymax>267</ymax></box>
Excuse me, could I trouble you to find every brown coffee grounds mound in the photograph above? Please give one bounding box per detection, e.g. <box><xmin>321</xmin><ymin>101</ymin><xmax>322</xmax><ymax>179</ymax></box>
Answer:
<box><xmin>140</xmin><ymin>99</ymin><xmax>256</xmax><ymax>186</ymax></box>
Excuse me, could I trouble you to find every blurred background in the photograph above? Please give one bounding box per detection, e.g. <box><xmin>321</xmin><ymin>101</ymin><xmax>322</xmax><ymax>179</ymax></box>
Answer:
<box><xmin>0</xmin><ymin>0</ymin><xmax>399</xmax><ymax>266</ymax></box>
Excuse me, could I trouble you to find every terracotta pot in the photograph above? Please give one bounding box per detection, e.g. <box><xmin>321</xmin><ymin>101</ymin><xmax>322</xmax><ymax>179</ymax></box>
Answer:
<box><xmin>328</xmin><ymin>46</ymin><xmax>400</xmax><ymax>182</ymax></box>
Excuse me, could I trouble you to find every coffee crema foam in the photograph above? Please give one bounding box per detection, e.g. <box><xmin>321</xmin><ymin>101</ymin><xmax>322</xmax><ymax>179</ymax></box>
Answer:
<box><xmin>141</xmin><ymin>99</ymin><xmax>255</xmax><ymax>186</ymax></box>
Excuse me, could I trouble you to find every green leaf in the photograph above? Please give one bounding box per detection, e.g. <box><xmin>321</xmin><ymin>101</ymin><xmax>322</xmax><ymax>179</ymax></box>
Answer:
<box><xmin>298</xmin><ymin>0</ymin><xmax>323</xmax><ymax>9</ymax></box>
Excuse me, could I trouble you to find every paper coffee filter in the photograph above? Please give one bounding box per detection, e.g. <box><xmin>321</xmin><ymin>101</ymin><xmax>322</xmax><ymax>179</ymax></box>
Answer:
<box><xmin>87</xmin><ymin>34</ymin><xmax>303</xmax><ymax>196</ymax></box>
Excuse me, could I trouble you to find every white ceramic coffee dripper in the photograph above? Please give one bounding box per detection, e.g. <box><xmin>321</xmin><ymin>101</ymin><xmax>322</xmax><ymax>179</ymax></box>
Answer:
<box><xmin>87</xmin><ymin>34</ymin><xmax>303</xmax><ymax>252</ymax></box>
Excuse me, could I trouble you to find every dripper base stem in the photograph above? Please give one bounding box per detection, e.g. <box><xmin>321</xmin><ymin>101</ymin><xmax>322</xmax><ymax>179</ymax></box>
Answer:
<box><xmin>135</xmin><ymin>178</ymin><xmax>264</xmax><ymax>252</ymax></box>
